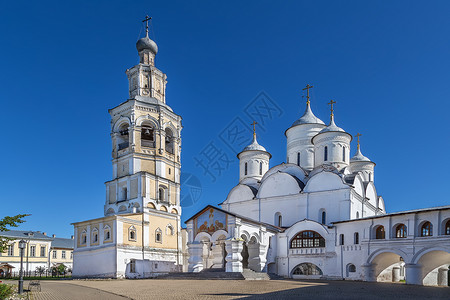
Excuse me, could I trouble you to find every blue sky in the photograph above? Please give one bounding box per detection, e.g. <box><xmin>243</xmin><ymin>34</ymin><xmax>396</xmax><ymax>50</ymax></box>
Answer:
<box><xmin>1</xmin><ymin>1</ymin><xmax>449</xmax><ymax>238</ymax></box>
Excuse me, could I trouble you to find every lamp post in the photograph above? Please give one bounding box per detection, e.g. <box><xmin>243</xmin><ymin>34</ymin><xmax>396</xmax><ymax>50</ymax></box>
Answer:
<box><xmin>18</xmin><ymin>239</ymin><xmax>26</xmax><ymax>294</ymax></box>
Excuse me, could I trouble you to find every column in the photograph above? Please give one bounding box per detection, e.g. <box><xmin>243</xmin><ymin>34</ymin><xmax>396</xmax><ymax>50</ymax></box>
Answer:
<box><xmin>405</xmin><ymin>263</ymin><xmax>422</xmax><ymax>285</ymax></box>
<box><xmin>392</xmin><ymin>267</ymin><xmax>400</xmax><ymax>282</ymax></box>
<box><xmin>361</xmin><ymin>263</ymin><xmax>376</xmax><ymax>282</ymax></box>
<box><xmin>437</xmin><ymin>267</ymin><xmax>449</xmax><ymax>287</ymax></box>
<box><xmin>225</xmin><ymin>239</ymin><xmax>243</xmax><ymax>272</ymax></box>
<box><xmin>187</xmin><ymin>242</ymin><xmax>204</xmax><ymax>272</ymax></box>
<box><xmin>211</xmin><ymin>241</ymin><xmax>225</xmax><ymax>269</ymax></box>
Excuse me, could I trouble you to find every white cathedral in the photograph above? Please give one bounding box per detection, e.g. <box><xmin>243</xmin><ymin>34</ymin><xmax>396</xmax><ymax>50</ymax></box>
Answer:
<box><xmin>186</xmin><ymin>89</ymin><xmax>450</xmax><ymax>286</ymax></box>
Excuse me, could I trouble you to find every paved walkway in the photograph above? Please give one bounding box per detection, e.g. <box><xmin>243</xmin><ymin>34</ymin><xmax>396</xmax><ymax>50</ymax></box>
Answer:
<box><xmin>13</xmin><ymin>279</ymin><xmax>450</xmax><ymax>300</ymax></box>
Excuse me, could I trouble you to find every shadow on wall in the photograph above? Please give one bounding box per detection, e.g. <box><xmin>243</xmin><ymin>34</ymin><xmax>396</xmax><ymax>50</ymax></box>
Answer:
<box><xmin>201</xmin><ymin>280</ymin><xmax>450</xmax><ymax>300</ymax></box>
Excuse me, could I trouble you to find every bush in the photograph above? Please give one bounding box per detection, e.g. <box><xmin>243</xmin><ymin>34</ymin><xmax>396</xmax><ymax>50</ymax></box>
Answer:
<box><xmin>0</xmin><ymin>283</ymin><xmax>14</xmax><ymax>300</ymax></box>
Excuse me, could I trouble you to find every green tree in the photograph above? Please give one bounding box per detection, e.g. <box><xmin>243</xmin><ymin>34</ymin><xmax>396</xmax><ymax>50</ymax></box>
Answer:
<box><xmin>0</xmin><ymin>214</ymin><xmax>29</xmax><ymax>252</ymax></box>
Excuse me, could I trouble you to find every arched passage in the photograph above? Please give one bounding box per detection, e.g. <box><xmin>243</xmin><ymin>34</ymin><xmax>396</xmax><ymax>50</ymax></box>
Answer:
<box><xmin>240</xmin><ymin>234</ymin><xmax>249</xmax><ymax>269</ymax></box>
<box><xmin>414</xmin><ymin>249</ymin><xmax>450</xmax><ymax>286</ymax></box>
<box><xmin>291</xmin><ymin>263</ymin><xmax>323</xmax><ymax>279</ymax></box>
<box><xmin>368</xmin><ymin>249</ymin><xmax>407</xmax><ymax>283</ymax></box>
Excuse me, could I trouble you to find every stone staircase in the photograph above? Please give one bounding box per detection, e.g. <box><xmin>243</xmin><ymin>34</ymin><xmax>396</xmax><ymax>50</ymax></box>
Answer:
<box><xmin>156</xmin><ymin>268</ymin><xmax>273</xmax><ymax>280</ymax></box>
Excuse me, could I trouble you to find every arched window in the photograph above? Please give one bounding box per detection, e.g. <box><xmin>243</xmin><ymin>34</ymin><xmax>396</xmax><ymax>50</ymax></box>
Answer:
<box><xmin>375</xmin><ymin>226</ymin><xmax>385</xmax><ymax>239</ymax></box>
<box><xmin>141</xmin><ymin>124</ymin><xmax>155</xmax><ymax>147</ymax></box>
<box><xmin>343</xmin><ymin>147</ymin><xmax>346</xmax><ymax>162</ymax></box>
<box><xmin>297</xmin><ymin>152</ymin><xmax>301</xmax><ymax>166</ymax></box>
<box><xmin>339</xmin><ymin>234</ymin><xmax>344</xmax><ymax>245</ymax></box>
<box><xmin>354</xmin><ymin>232</ymin><xmax>359</xmax><ymax>244</ymax></box>
<box><xmin>166</xmin><ymin>224</ymin><xmax>174</xmax><ymax>235</ymax></box>
<box><xmin>278</xmin><ymin>215</ymin><xmax>282</xmax><ymax>227</ymax></box>
<box><xmin>395</xmin><ymin>224</ymin><xmax>407</xmax><ymax>238</ymax></box>
<box><xmin>155</xmin><ymin>228</ymin><xmax>162</xmax><ymax>243</ymax></box>
<box><xmin>324</xmin><ymin>146</ymin><xmax>328</xmax><ymax>161</ymax></box>
<box><xmin>356</xmin><ymin>212</ymin><xmax>360</xmax><ymax>219</ymax></box>
<box><xmin>421</xmin><ymin>221</ymin><xmax>433</xmax><ymax>237</ymax></box>
<box><xmin>128</xmin><ymin>226</ymin><xmax>136</xmax><ymax>241</ymax></box>
<box><xmin>446</xmin><ymin>220</ymin><xmax>450</xmax><ymax>235</ymax></box>
<box><xmin>244</xmin><ymin>162</ymin><xmax>248</xmax><ymax>175</ymax></box>
<box><xmin>347</xmin><ymin>264</ymin><xmax>356</xmax><ymax>273</ymax></box>
<box><xmin>92</xmin><ymin>228</ymin><xmax>98</xmax><ymax>243</ymax></box>
<box><xmin>121</xmin><ymin>187</ymin><xmax>127</xmax><ymax>201</ymax></box>
<box><xmin>104</xmin><ymin>226</ymin><xmax>111</xmax><ymax>241</ymax></box>
<box><xmin>259</xmin><ymin>162</ymin><xmax>263</xmax><ymax>175</ymax></box>
<box><xmin>158</xmin><ymin>187</ymin><xmax>167</xmax><ymax>202</ymax></box>
<box><xmin>118</xmin><ymin>124</ymin><xmax>129</xmax><ymax>150</ymax></box>
<box><xmin>290</xmin><ymin>231</ymin><xmax>325</xmax><ymax>248</ymax></box>
<box><xmin>81</xmin><ymin>230</ymin><xmax>87</xmax><ymax>245</ymax></box>
<box><xmin>292</xmin><ymin>263</ymin><xmax>323</xmax><ymax>275</ymax></box>
<box><xmin>321</xmin><ymin>211</ymin><xmax>326</xmax><ymax>225</ymax></box>
<box><xmin>165</xmin><ymin>128</ymin><xmax>174</xmax><ymax>154</ymax></box>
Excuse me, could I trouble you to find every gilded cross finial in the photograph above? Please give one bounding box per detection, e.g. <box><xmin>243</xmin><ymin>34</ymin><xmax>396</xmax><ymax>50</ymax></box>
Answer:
<box><xmin>251</xmin><ymin>121</ymin><xmax>258</xmax><ymax>138</ymax></box>
<box><xmin>328</xmin><ymin>100</ymin><xmax>336</xmax><ymax>117</ymax></box>
<box><xmin>302</xmin><ymin>84</ymin><xmax>314</xmax><ymax>105</ymax></box>
<box><xmin>142</xmin><ymin>15</ymin><xmax>152</xmax><ymax>36</ymax></box>
<box><xmin>355</xmin><ymin>133</ymin><xmax>362</xmax><ymax>150</ymax></box>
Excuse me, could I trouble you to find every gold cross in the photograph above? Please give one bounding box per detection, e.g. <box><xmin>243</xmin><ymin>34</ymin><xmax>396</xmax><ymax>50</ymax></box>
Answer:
<box><xmin>251</xmin><ymin>121</ymin><xmax>258</xmax><ymax>136</ymax></box>
<box><xmin>302</xmin><ymin>84</ymin><xmax>314</xmax><ymax>105</ymax></box>
<box><xmin>328</xmin><ymin>100</ymin><xmax>336</xmax><ymax>116</ymax></box>
<box><xmin>355</xmin><ymin>133</ymin><xmax>362</xmax><ymax>149</ymax></box>
<box><xmin>142</xmin><ymin>15</ymin><xmax>152</xmax><ymax>35</ymax></box>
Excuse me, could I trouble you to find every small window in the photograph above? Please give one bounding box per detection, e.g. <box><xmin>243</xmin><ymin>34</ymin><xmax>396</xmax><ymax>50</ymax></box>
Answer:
<box><xmin>70</xmin><ymin>252</ymin><xmax>73</xmax><ymax>259</ymax></box>
<box><xmin>159</xmin><ymin>187</ymin><xmax>166</xmax><ymax>202</ymax></box>
<box><xmin>40</xmin><ymin>246</ymin><xmax>46</xmax><ymax>257</ymax></box>
<box><xmin>129</xmin><ymin>226</ymin><xmax>137</xmax><ymax>241</ymax></box>
<box><xmin>395</xmin><ymin>224</ymin><xmax>407</xmax><ymax>238</ymax></box>
<box><xmin>445</xmin><ymin>220</ymin><xmax>450</xmax><ymax>235</ymax></box>
<box><xmin>348</xmin><ymin>264</ymin><xmax>356</xmax><ymax>272</ymax></box>
<box><xmin>165</xmin><ymin>128</ymin><xmax>174</xmax><ymax>154</ymax></box>
<box><xmin>278</xmin><ymin>215</ymin><xmax>282</xmax><ymax>227</ymax></box>
<box><xmin>259</xmin><ymin>162</ymin><xmax>262</xmax><ymax>175</ymax></box>
<box><xmin>421</xmin><ymin>221</ymin><xmax>433</xmax><ymax>237</ymax></box>
<box><xmin>92</xmin><ymin>228</ymin><xmax>99</xmax><ymax>243</ymax></box>
<box><xmin>324</xmin><ymin>146</ymin><xmax>328</xmax><ymax>161</ymax></box>
<box><xmin>81</xmin><ymin>230</ymin><xmax>87</xmax><ymax>245</ymax></box>
<box><xmin>169</xmin><ymin>168</ymin><xmax>171</xmax><ymax>175</ymax></box>
<box><xmin>7</xmin><ymin>244</ymin><xmax>14</xmax><ymax>256</ymax></box>
<box><xmin>166</xmin><ymin>224</ymin><xmax>174</xmax><ymax>235</ymax></box>
<box><xmin>321</xmin><ymin>211</ymin><xmax>326</xmax><ymax>225</ymax></box>
<box><xmin>104</xmin><ymin>226</ymin><xmax>111</xmax><ymax>241</ymax></box>
<box><xmin>356</xmin><ymin>212</ymin><xmax>359</xmax><ymax>219</ymax></box>
<box><xmin>156</xmin><ymin>228</ymin><xmax>162</xmax><ymax>243</ymax></box>
<box><xmin>52</xmin><ymin>250</ymin><xmax>57</xmax><ymax>259</ymax></box>
<box><xmin>244</xmin><ymin>163</ymin><xmax>248</xmax><ymax>175</ymax></box>
<box><xmin>354</xmin><ymin>232</ymin><xmax>359</xmax><ymax>244</ymax></box>
<box><xmin>375</xmin><ymin>226</ymin><xmax>385</xmax><ymax>239</ymax></box>
<box><xmin>297</xmin><ymin>152</ymin><xmax>301</xmax><ymax>166</ymax></box>
<box><xmin>130</xmin><ymin>259</ymin><xmax>136</xmax><ymax>273</ymax></box>
<box><xmin>343</xmin><ymin>147</ymin><xmax>346</xmax><ymax>162</ymax></box>
<box><xmin>30</xmin><ymin>245</ymin><xmax>36</xmax><ymax>257</ymax></box>
<box><xmin>62</xmin><ymin>251</ymin><xmax>66</xmax><ymax>259</ymax></box>
<box><xmin>339</xmin><ymin>234</ymin><xmax>344</xmax><ymax>245</ymax></box>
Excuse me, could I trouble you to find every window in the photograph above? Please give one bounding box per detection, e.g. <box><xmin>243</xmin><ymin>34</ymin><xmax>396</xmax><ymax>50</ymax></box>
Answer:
<box><xmin>343</xmin><ymin>147</ymin><xmax>346</xmax><ymax>162</ymax></box>
<box><xmin>292</xmin><ymin>263</ymin><xmax>323</xmax><ymax>275</ymax></box>
<box><xmin>92</xmin><ymin>228</ymin><xmax>99</xmax><ymax>243</ymax></box>
<box><xmin>290</xmin><ymin>231</ymin><xmax>325</xmax><ymax>248</ymax></box>
<box><xmin>129</xmin><ymin>226</ymin><xmax>137</xmax><ymax>241</ymax></box>
<box><xmin>141</xmin><ymin>124</ymin><xmax>155</xmax><ymax>147</ymax></box>
<box><xmin>421</xmin><ymin>221</ymin><xmax>433</xmax><ymax>237</ymax></box>
<box><xmin>7</xmin><ymin>245</ymin><xmax>14</xmax><ymax>256</ymax></box>
<box><xmin>118</xmin><ymin>124</ymin><xmax>129</xmax><ymax>150</ymax></box>
<box><xmin>375</xmin><ymin>226</ymin><xmax>385</xmax><ymax>239</ymax></box>
<box><xmin>130</xmin><ymin>259</ymin><xmax>136</xmax><ymax>273</ymax></box>
<box><xmin>348</xmin><ymin>264</ymin><xmax>356</xmax><ymax>273</ymax></box>
<box><xmin>297</xmin><ymin>152</ymin><xmax>301</xmax><ymax>166</ymax></box>
<box><xmin>354</xmin><ymin>232</ymin><xmax>359</xmax><ymax>244</ymax></box>
<box><xmin>244</xmin><ymin>163</ymin><xmax>248</xmax><ymax>175</ymax></box>
<box><xmin>340</xmin><ymin>234</ymin><xmax>344</xmax><ymax>245</ymax></box>
<box><xmin>156</xmin><ymin>228</ymin><xmax>162</xmax><ymax>243</ymax></box>
<box><xmin>324</xmin><ymin>146</ymin><xmax>328</xmax><ymax>161</ymax></box>
<box><xmin>62</xmin><ymin>251</ymin><xmax>66</xmax><ymax>259</ymax></box>
<box><xmin>395</xmin><ymin>224</ymin><xmax>407</xmax><ymax>238</ymax></box>
<box><xmin>278</xmin><ymin>215</ymin><xmax>282</xmax><ymax>227</ymax></box>
<box><xmin>104</xmin><ymin>226</ymin><xmax>111</xmax><ymax>241</ymax></box>
<box><xmin>121</xmin><ymin>187</ymin><xmax>127</xmax><ymax>201</ymax></box>
<box><xmin>259</xmin><ymin>162</ymin><xmax>263</xmax><ymax>175</ymax></box>
<box><xmin>159</xmin><ymin>187</ymin><xmax>166</xmax><ymax>202</ymax></box>
<box><xmin>52</xmin><ymin>250</ymin><xmax>57</xmax><ymax>259</ymax></box>
<box><xmin>30</xmin><ymin>245</ymin><xmax>36</xmax><ymax>257</ymax></box>
<box><xmin>40</xmin><ymin>246</ymin><xmax>46</xmax><ymax>257</ymax></box>
<box><xmin>70</xmin><ymin>252</ymin><xmax>73</xmax><ymax>259</ymax></box>
<box><xmin>168</xmin><ymin>168</ymin><xmax>171</xmax><ymax>175</ymax></box>
<box><xmin>446</xmin><ymin>220</ymin><xmax>450</xmax><ymax>235</ymax></box>
<box><xmin>321</xmin><ymin>211</ymin><xmax>326</xmax><ymax>225</ymax></box>
<box><xmin>166</xmin><ymin>224</ymin><xmax>174</xmax><ymax>236</ymax></box>
<box><xmin>81</xmin><ymin>230</ymin><xmax>87</xmax><ymax>245</ymax></box>
<box><xmin>356</xmin><ymin>212</ymin><xmax>359</xmax><ymax>219</ymax></box>
<box><xmin>165</xmin><ymin>128</ymin><xmax>174</xmax><ymax>154</ymax></box>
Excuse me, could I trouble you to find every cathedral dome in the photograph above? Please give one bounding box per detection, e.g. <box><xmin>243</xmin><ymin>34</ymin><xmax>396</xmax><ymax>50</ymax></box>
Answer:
<box><xmin>319</xmin><ymin>117</ymin><xmax>345</xmax><ymax>133</ymax></box>
<box><xmin>242</xmin><ymin>135</ymin><xmax>267</xmax><ymax>152</ymax></box>
<box><xmin>291</xmin><ymin>102</ymin><xmax>325</xmax><ymax>127</ymax></box>
<box><xmin>350</xmin><ymin>147</ymin><xmax>371</xmax><ymax>162</ymax></box>
<box><xmin>136</xmin><ymin>35</ymin><xmax>158</xmax><ymax>54</ymax></box>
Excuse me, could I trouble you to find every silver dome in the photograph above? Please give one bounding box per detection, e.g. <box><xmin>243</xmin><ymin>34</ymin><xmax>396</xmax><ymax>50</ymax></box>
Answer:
<box><xmin>351</xmin><ymin>146</ymin><xmax>371</xmax><ymax>162</ymax></box>
<box><xmin>242</xmin><ymin>135</ymin><xmax>267</xmax><ymax>152</ymax></box>
<box><xmin>319</xmin><ymin>116</ymin><xmax>345</xmax><ymax>133</ymax></box>
<box><xmin>136</xmin><ymin>35</ymin><xmax>158</xmax><ymax>54</ymax></box>
<box><xmin>291</xmin><ymin>103</ymin><xmax>325</xmax><ymax>126</ymax></box>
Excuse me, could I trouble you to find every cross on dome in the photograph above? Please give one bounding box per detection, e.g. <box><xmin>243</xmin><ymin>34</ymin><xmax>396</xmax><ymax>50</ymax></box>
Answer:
<box><xmin>302</xmin><ymin>84</ymin><xmax>314</xmax><ymax>105</ymax></box>
<box><xmin>142</xmin><ymin>15</ymin><xmax>152</xmax><ymax>37</ymax></box>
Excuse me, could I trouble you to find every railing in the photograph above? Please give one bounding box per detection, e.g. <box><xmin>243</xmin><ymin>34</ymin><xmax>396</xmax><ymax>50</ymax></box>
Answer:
<box><xmin>118</xmin><ymin>142</ymin><xmax>129</xmax><ymax>150</ymax></box>
<box><xmin>289</xmin><ymin>247</ymin><xmax>325</xmax><ymax>255</ymax></box>
<box><xmin>1</xmin><ymin>270</ymin><xmax>72</xmax><ymax>279</ymax></box>
<box><xmin>141</xmin><ymin>140</ymin><xmax>155</xmax><ymax>148</ymax></box>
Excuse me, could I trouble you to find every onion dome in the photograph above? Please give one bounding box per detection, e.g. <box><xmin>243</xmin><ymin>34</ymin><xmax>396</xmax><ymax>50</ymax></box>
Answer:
<box><xmin>291</xmin><ymin>101</ymin><xmax>325</xmax><ymax>126</ymax></box>
<box><xmin>319</xmin><ymin>114</ymin><xmax>345</xmax><ymax>133</ymax></box>
<box><xmin>242</xmin><ymin>134</ymin><xmax>267</xmax><ymax>152</ymax></box>
<box><xmin>136</xmin><ymin>33</ymin><xmax>158</xmax><ymax>55</ymax></box>
<box><xmin>351</xmin><ymin>146</ymin><xmax>371</xmax><ymax>162</ymax></box>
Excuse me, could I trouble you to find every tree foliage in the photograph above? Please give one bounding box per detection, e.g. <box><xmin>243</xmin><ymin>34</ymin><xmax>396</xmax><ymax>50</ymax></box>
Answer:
<box><xmin>0</xmin><ymin>214</ymin><xmax>29</xmax><ymax>252</ymax></box>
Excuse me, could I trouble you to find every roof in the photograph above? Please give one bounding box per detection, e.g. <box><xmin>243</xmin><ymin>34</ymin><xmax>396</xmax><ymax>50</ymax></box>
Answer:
<box><xmin>185</xmin><ymin>205</ymin><xmax>283</xmax><ymax>233</ymax></box>
<box><xmin>332</xmin><ymin>205</ymin><xmax>450</xmax><ymax>224</ymax></box>
<box><xmin>238</xmin><ymin>135</ymin><xmax>271</xmax><ymax>158</ymax></box>
<box><xmin>51</xmin><ymin>237</ymin><xmax>74</xmax><ymax>249</ymax></box>
<box><xmin>319</xmin><ymin>116</ymin><xmax>346</xmax><ymax>133</ymax></box>
<box><xmin>350</xmin><ymin>146</ymin><xmax>372</xmax><ymax>162</ymax></box>
<box><xmin>0</xmin><ymin>230</ymin><xmax>53</xmax><ymax>241</ymax></box>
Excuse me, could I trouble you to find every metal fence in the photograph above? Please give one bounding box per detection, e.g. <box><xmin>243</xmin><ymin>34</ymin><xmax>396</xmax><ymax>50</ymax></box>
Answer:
<box><xmin>1</xmin><ymin>270</ymin><xmax>72</xmax><ymax>279</ymax></box>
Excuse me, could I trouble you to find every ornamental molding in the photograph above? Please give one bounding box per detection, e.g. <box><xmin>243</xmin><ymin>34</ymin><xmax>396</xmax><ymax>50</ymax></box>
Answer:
<box><xmin>288</xmin><ymin>139</ymin><xmax>314</xmax><ymax>147</ymax></box>
<box><xmin>314</xmin><ymin>135</ymin><xmax>351</xmax><ymax>144</ymax></box>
